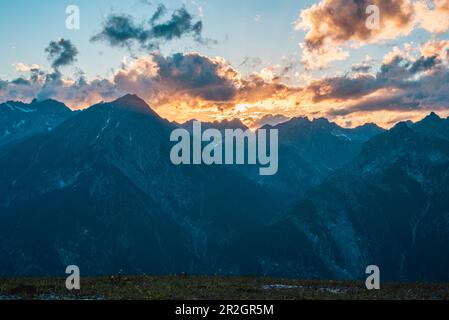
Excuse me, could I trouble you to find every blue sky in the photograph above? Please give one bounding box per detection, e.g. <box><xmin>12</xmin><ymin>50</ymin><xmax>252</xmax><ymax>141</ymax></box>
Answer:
<box><xmin>0</xmin><ymin>0</ymin><xmax>394</xmax><ymax>82</ymax></box>
<box><xmin>0</xmin><ymin>0</ymin><xmax>313</xmax><ymax>80</ymax></box>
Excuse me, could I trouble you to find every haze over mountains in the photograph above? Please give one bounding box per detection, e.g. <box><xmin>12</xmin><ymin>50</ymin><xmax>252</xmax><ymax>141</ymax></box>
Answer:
<box><xmin>0</xmin><ymin>94</ymin><xmax>448</xmax><ymax>281</ymax></box>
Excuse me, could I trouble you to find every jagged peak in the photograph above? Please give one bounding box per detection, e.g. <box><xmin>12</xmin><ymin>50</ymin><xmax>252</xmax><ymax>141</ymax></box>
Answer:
<box><xmin>423</xmin><ymin>111</ymin><xmax>442</xmax><ymax>122</ymax></box>
<box><xmin>413</xmin><ymin>112</ymin><xmax>444</xmax><ymax>130</ymax></box>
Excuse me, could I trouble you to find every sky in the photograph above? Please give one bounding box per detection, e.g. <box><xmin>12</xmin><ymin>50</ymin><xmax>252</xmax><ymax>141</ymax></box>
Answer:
<box><xmin>2</xmin><ymin>0</ymin><xmax>449</xmax><ymax>128</ymax></box>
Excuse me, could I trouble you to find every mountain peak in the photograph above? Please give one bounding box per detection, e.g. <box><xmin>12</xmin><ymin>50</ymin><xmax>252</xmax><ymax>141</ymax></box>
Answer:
<box><xmin>424</xmin><ymin>111</ymin><xmax>441</xmax><ymax>122</ymax></box>
<box><xmin>34</xmin><ymin>99</ymin><xmax>72</xmax><ymax>112</ymax></box>
<box><xmin>111</xmin><ymin>94</ymin><xmax>155</xmax><ymax>115</ymax></box>
<box><xmin>413</xmin><ymin>112</ymin><xmax>443</xmax><ymax>130</ymax></box>
<box><xmin>392</xmin><ymin>121</ymin><xmax>414</xmax><ymax>134</ymax></box>
<box><xmin>1</xmin><ymin>99</ymin><xmax>71</xmax><ymax>114</ymax></box>
<box><xmin>357</xmin><ymin>122</ymin><xmax>381</xmax><ymax>129</ymax></box>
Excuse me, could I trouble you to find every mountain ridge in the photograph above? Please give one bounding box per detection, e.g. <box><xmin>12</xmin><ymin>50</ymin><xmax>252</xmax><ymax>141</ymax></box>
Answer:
<box><xmin>1</xmin><ymin>94</ymin><xmax>448</xmax><ymax>280</ymax></box>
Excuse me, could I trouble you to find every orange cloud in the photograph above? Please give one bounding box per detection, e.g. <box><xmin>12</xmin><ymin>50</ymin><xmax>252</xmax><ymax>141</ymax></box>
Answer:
<box><xmin>296</xmin><ymin>0</ymin><xmax>449</xmax><ymax>69</ymax></box>
<box><xmin>2</xmin><ymin>47</ymin><xmax>449</xmax><ymax>130</ymax></box>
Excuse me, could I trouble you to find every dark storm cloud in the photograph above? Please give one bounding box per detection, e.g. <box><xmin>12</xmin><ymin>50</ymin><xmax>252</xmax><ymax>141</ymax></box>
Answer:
<box><xmin>311</xmin><ymin>53</ymin><xmax>443</xmax><ymax>104</ymax></box>
<box><xmin>30</xmin><ymin>68</ymin><xmax>46</xmax><ymax>84</ymax></box>
<box><xmin>91</xmin><ymin>15</ymin><xmax>146</xmax><ymax>48</ymax></box>
<box><xmin>2</xmin><ymin>52</ymin><xmax>282</xmax><ymax>107</ymax></box>
<box><xmin>37</xmin><ymin>71</ymin><xmax>64</xmax><ymax>101</ymax></box>
<box><xmin>309</xmin><ymin>74</ymin><xmax>379</xmax><ymax>102</ymax></box>
<box><xmin>91</xmin><ymin>6</ymin><xmax>208</xmax><ymax>51</ymax></box>
<box><xmin>314</xmin><ymin>52</ymin><xmax>449</xmax><ymax>116</ymax></box>
<box><xmin>150</xmin><ymin>53</ymin><xmax>239</xmax><ymax>101</ymax></box>
<box><xmin>152</xmin><ymin>7</ymin><xmax>202</xmax><ymax>41</ymax></box>
<box><xmin>328</xmin><ymin>95</ymin><xmax>420</xmax><ymax>116</ymax></box>
<box><xmin>150</xmin><ymin>4</ymin><xmax>167</xmax><ymax>24</ymax></box>
<box><xmin>351</xmin><ymin>64</ymin><xmax>372</xmax><ymax>73</ymax></box>
<box><xmin>45</xmin><ymin>39</ymin><xmax>79</xmax><ymax>70</ymax></box>
<box><xmin>11</xmin><ymin>78</ymin><xmax>31</xmax><ymax>86</ymax></box>
<box><xmin>408</xmin><ymin>55</ymin><xmax>439</xmax><ymax>74</ymax></box>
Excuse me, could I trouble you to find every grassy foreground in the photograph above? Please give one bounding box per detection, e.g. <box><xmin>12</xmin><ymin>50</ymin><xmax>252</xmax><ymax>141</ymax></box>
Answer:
<box><xmin>0</xmin><ymin>276</ymin><xmax>448</xmax><ymax>300</ymax></box>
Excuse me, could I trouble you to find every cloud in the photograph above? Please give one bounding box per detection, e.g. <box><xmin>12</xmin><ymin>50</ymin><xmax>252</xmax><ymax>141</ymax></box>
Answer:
<box><xmin>4</xmin><ymin>40</ymin><xmax>449</xmax><ymax>129</ymax></box>
<box><xmin>296</xmin><ymin>0</ymin><xmax>449</xmax><ymax>69</ymax></box>
<box><xmin>45</xmin><ymin>39</ymin><xmax>78</xmax><ymax>70</ymax></box>
<box><xmin>91</xmin><ymin>15</ymin><xmax>146</xmax><ymax>48</ymax></box>
<box><xmin>13</xmin><ymin>63</ymin><xmax>41</xmax><ymax>73</ymax></box>
<box><xmin>111</xmin><ymin>53</ymin><xmax>303</xmax><ymax>114</ymax></box>
<box><xmin>36</xmin><ymin>71</ymin><xmax>65</xmax><ymax>101</ymax></box>
<box><xmin>351</xmin><ymin>56</ymin><xmax>376</xmax><ymax>73</ymax></box>
<box><xmin>327</xmin><ymin>92</ymin><xmax>420</xmax><ymax>116</ymax></box>
<box><xmin>408</xmin><ymin>55</ymin><xmax>439</xmax><ymax>73</ymax></box>
<box><xmin>297</xmin><ymin>0</ymin><xmax>415</xmax><ymax>48</ymax></box>
<box><xmin>150</xmin><ymin>53</ymin><xmax>239</xmax><ymax>101</ymax></box>
<box><xmin>300</xmin><ymin>43</ymin><xmax>349</xmax><ymax>70</ymax></box>
<box><xmin>420</xmin><ymin>38</ymin><xmax>449</xmax><ymax>61</ymax></box>
<box><xmin>11</xmin><ymin>78</ymin><xmax>31</xmax><ymax>86</ymax></box>
<box><xmin>0</xmin><ymin>52</ymin><xmax>304</xmax><ymax>126</ymax></box>
<box><xmin>307</xmin><ymin>74</ymin><xmax>379</xmax><ymax>103</ymax></box>
<box><xmin>250</xmin><ymin>114</ymin><xmax>290</xmax><ymax>127</ymax></box>
<box><xmin>109</xmin><ymin>53</ymin><xmax>239</xmax><ymax>104</ymax></box>
<box><xmin>150</xmin><ymin>4</ymin><xmax>167</xmax><ymax>24</ymax></box>
<box><xmin>415</xmin><ymin>0</ymin><xmax>449</xmax><ymax>33</ymax></box>
<box><xmin>91</xmin><ymin>6</ymin><xmax>210</xmax><ymax>51</ymax></box>
<box><xmin>306</xmin><ymin>41</ymin><xmax>449</xmax><ymax>118</ymax></box>
<box><xmin>0</xmin><ymin>79</ymin><xmax>7</xmax><ymax>89</ymax></box>
<box><xmin>151</xmin><ymin>7</ymin><xmax>203</xmax><ymax>41</ymax></box>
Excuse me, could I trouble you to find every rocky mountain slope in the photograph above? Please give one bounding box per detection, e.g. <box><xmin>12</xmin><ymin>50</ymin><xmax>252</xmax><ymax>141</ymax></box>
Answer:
<box><xmin>0</xmin><ymin>95</ymin><xmax>276</xmax><ymax>276</ymax></box>
<box><xmin>0</xmin><ymin>94</ymin><xmax>448</xmax><ymax>281</ymax></box>
<box><xmin>229</xmin><ymin>115</ymin><xmax>449</xmax><ymax>281</ymax></box>
<box><xmin>0</xmin><ymin>99</ymin><xmax>73</xmax><ymax>148</ymax></box>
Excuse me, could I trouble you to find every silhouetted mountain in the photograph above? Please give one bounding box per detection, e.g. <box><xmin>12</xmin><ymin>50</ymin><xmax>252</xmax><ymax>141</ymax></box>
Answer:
<box><xmin>181</xmin><ymin>116</ymin><xmax>384</xmax><ymax>202</ymax></box>
<box><xmin>0</xmin><ymin>99</ymin><xmax>73</xmax><ymax>148</ymax></box>
<box><xmin>0</xmin><ymin>95</ymin><xmax>276</xmax><ymax>276</ymax></box>
<box><xmin>229</xmin><ymin>116</ymin><xmax>449</xmax><ymax>281</ymax></box>
<box><xmin>1</xmin><ymin>96</ymin><xmax>448</xmax><ymax>282</ymax></box>
<box><xmin>245</xmin><ymin>117</ymin><xmax>384</xmax><ymax>199</ymax></box>
<box><xmin>412</xmin><ymin>112</ymin><xmax>449</xmax><ymax>141</ymax></box>
<box><xmin>111</xmin><ymin>93</ymin><xmax>159</xmax><ymax>115</ymax></box>
<box><xmin>179</xmin><ymin>116</ymin><xmax>383</xmax><ymax>201</ymax></box>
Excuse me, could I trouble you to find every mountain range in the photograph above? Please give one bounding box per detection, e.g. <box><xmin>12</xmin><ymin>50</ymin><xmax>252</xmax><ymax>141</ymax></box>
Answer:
<box><xmin>0</xmin><ymin>94</ymin><xmax>448</xmax><ymax>281</ymax></box>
